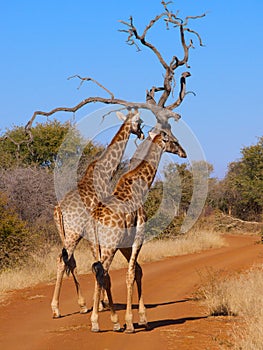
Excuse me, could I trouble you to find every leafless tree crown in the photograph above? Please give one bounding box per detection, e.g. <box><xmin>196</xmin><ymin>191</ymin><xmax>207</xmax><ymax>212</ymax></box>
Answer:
<box><xmin>6</xmin><ymin>1</ymin><xmax>205</xmax><ymax>151</ymax></box>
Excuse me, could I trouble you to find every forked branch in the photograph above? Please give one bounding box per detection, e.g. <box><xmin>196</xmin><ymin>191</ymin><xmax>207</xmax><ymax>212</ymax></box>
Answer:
<box><xmin>68</xmin><ymin>75</ymin><xmax>115</xmax><ymax>99</ymax></box>
<box><xmin>119</xmin><ymin>1</ymin><xmax>205</xmax><ymax>109</ymax></box>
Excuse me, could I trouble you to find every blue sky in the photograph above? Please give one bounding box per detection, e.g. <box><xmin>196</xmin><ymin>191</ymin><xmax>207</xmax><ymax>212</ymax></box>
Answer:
<box><xmin>0</xmin><ymin>0</ymin><xmax>262</xmax><ymax>178</ymax></box>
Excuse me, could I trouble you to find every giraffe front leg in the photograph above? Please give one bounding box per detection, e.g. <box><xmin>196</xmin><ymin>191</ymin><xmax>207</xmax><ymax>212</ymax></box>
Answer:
<box><xmin>51</xmin><ymin>254</ymin><xmax>65</xmax><ymax>318</ymax></box>
<box><xmin>135</xmin><ymin>263</ymin><xmax>148</xmax><ymax>328</ymax></box>
<box><xmin>125</xmin><ymin>265</ymin><xmax>135</xmax><ymax>333</ymax></box>
<box><xmin>90</xmin><ymin>280</ymin><xmax>101</xmax><ymax>332</ymax></box>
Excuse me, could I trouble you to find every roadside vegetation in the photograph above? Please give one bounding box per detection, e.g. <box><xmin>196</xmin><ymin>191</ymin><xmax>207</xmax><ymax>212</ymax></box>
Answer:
<box><xmin>0</xmin><ymin>121</ymin><xmax>262</xmax><ymax>274</ymax></box>
<box><xmin>0</xmin><ymin>121</ymin><xmax>262</xmax><ymax>349</ymax></box>
<box><xmin>198</xmin><ymin>265</ymin><xmax>263</xmax><ymax>350</ymax></box>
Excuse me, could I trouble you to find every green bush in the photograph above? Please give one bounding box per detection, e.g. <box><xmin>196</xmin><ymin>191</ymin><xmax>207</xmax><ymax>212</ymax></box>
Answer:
<box><xmin>0</xmin><ymin>192</ymin><xmax>37</xmax><ymax>270</ymax></box>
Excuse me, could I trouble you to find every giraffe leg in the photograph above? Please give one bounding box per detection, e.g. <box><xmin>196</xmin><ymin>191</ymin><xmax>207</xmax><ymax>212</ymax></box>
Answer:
<box><xmin>69</xmin><ymin>254</ymin><xmax>88</xmax><ymax>314</ymax></box>
<box><xmin>125</xmin><ymin>260</ymin><xmax>136</xmax><ymax>333</ymax></box>
<box><xmin>120</xmin><ymin>248</ymin><xmax>147</xmax><ymax>328</ymax></box>
<box><xmin>124</xmin><ymin>245</ymin><xmax>141</xmax><ymax>333</ymax></box>
<box><xmin>102</xmin><ymin>271</ymin><xmax>121</xmax><ymax>331</ymax></box>
<box><xmin>89</xmin><ymin>243</ymin><xmax>109</xmax><ymax>312</ymax></box>
<box><xmin>90</xmin><ymin>280</ymin><xmax>102</xmax><ymax>332</ymax></box>
<box><xmin>51</xmin><ymin>253</ymin><xmax>65</xmax><ymax>318</ymax></box>
<box><xmin>51</xmin><ymin>238</ymin><xmax>88</xmax><ymax>318</ymax></box>
<box><xmin>99</xmin><ymin>288</ymin><xmax>109</xmax><ymax>311</ymax></box>
<box><xmin>63</xmin><ymin>241</ymin><xmax>88</xmax><ymax>315</ymax></box>
<box><xmin>135</xmin><ymin>262</ymin><xmax>148</xmax><ymax>327</ymax></box>
<box><xmin>91</xmin><ymin>250</ymin><xmax>120</xmax><ymax>332</ymax></box>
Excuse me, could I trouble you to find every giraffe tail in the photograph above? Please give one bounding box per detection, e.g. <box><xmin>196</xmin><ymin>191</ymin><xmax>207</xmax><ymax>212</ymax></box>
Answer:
<box><xmin>55</xmin><ymin>206</ymin><xmax>70</xmax><ymax>275</ymax></box>
<box><xmin>92</xmin><ymin>261</ymin><xmax>105</xmax><ymax>288</ymax></box>
<box><xmin>62</xmin><ymin>248</ymin><xmax>71</xmax><ymax>276</ymax></box>
<box><xmin>55</xmin><ymin>205</ymin><xmax>66</xmax><ymax>244</ymax></box>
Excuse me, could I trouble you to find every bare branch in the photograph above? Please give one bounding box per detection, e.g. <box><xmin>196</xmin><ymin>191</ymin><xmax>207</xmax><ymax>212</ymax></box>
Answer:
<box><xmin>119</xmin><ymin>2</ymin><xmax>205</xmax><ymax>111</ymax></box>
<box><xmin>141</xmin><ymin>13</ymin><xmax>166</xmax><ymax>39</ymax></box>
<box><xmin>146</xmin><ymin>86</ymin><xmax>164</xmax><ymax>105</ymax></box>
<box><xmin>157</xmin><ymin>68</ymin><xmax>173</xmax><ymax>107</ymax></box>
<box><xmin>119</xmin><ymin>15</ymin><xmax>169</xmax><ymax>70</ymax></box>
<box><xmin>164</xmin><ymin>11</ymin><xmax>206</xmax><ymax>71</ymax></box>
<box><xmin>167</xmin><ymin>71</ymin><xmax>193</xmax><ymax>110</ymax></box>
<box><xmin>25</xmin><ymin>95</ymin><xmax>181</xmax><ymax>132</ymax></box>
<box><xmin>185</xmin><ymin>28</ymin><xmax>205</xmax><ymax>47</ymax></box>
<box><xmin>184</xmin><ymin>13</ymin><xmax>207</xmax><ymax>26</ymax></box>
<box><xmin>68</xmin><ymin>75</ymin><xmax>115</xmax><ymax>98</ymax></box>
<box><xmin>100</xmin><ymin>107</ymin><xmax>128</xmax><ymax>124</ymax></box>
<box><xmin>162</xmin><ymin>1</ymin><xmax>173</xmax><ymax>9</ymax></box>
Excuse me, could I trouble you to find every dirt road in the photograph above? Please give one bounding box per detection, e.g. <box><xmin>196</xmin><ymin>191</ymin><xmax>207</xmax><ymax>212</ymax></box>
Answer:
<box><xmin>0</xmin><ymin>234</ymin><xmax>262</xmax><ymax>350</ymax></box>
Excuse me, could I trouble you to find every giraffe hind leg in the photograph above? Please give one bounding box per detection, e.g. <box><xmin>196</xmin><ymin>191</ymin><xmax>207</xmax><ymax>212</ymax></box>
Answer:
<box><xmin>64</xmin><ymin>249</ymin><xmax>88</xmax><ymax>314</ymax></box>
<box><xmin>51</xmin><ymin>253</ymin><xmax>66</xmax><ymax>318</ymax></box>
<box><xmin>91</xmin><ymin>258</ymin><xmax>121</xmax><ymax>332</ymax></box>
<box><xmin>135</xmin><ymin>263</ymin><xmax>148</xmax><ymax>328</ymax></box>
<box><xmin>51</xmin><ymin>250</ymin><xmax>88</xmax><ymax>317</ymax></box>
<box><xmin>120</xmin><ymin>248</ymin><xmax>148</xmax><ymax>329</ymax></box>
<box><xmin>66</xmin><ymin>253</ymin><xmax>88</xmax><ymax>314</ymax></box>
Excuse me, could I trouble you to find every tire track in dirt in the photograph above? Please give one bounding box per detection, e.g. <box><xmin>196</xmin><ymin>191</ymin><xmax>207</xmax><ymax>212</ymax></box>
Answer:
<box><xmin>0</xmin><ymin>234</ymin><xmax>262</xmax><ymax>350</ymax></box>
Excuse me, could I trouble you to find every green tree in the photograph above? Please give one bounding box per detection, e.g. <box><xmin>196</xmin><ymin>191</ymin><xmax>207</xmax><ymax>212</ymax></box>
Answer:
<box><xmin>144</xmin><ymin>161</ymin><xmax>213</xmax><ymax>238</ymax></box>
<box><xmin>163</xmin><ymin>163</ymin><xmax>193</xmax><ymax>216</ymax></box>
<box><xmin>0</xmin><ymin>120</ymin><xmax>102</xmax><ymax>169</ymax></box>
<box><xmin>218</xmin><ymin>137</ymin><xmax>263</xmax><ymax>221</ymax></box>
<box><xmin>0</xmin><ymin>120</ymin><xmax>68</xmax><ymax>168</ymax></box>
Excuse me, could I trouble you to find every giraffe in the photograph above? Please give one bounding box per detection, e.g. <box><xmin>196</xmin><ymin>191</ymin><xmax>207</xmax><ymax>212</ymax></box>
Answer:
<box><xmin>89</xmin><ymin>128</ymin><xmax>187</xmax><ymax>333</ymax></box>
<box><xmin>51</xmin><ymin>109</ymin><xmax>144</xmax><ymax>318</ymax></box>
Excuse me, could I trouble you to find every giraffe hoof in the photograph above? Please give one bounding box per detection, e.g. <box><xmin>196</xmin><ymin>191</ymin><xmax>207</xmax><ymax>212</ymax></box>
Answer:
<box><xmin>80</xmin><ymin>306</ymin><xmax>89</xmax><ymax>314</ymax></box>
<box><xmin>91</xmin><ymin>328</ymin><xmax>100</xmax><ymax>333</ymax></box>
<box><xmin>91</xmin><ymin>323</ymin><xmax>100</xmax><ymax>333</ymax></box>
<box><xmin>138</xmin><ymin>319</ymin><xmax>149</xmax><ymax>328</ymax></box>
<box><xmin>125</xmin><ymin>326</ymin><xmax>135</xmax><ymax>334</ymax></box>
<box><xmin>52</xmin><ymin>308</ymin><xmax>61</xmax><ymax>319</ymax></box>
<box><xmin>113</xmin><ymin>323</ymin><xmax>122</xmax><ymax>332</ymax></box>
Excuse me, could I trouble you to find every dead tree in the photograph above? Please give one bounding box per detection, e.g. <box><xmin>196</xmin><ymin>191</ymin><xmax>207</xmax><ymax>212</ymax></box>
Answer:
<box><xmin>20</xmin><ymin>1</ymin><xmax>205</xmax><ymax>150</ymax></box>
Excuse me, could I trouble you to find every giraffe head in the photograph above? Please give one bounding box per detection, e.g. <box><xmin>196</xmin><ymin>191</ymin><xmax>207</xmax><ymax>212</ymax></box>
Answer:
<box><xmin>149</xmin><ymin>129</ymin><xmax>187</xmax><ymax>158</ymax></box>
<box><xmin>116</xmin><ymin>110</ymin><xmax>144</xmax><ymax>140</ymax></box>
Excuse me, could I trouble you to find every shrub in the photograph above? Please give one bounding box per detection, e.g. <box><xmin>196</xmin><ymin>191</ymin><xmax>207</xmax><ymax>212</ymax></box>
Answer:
<box><xmin>0</xmin><ymin>192</ymin><xmax>37</xmax><ymax>270</ymax></box>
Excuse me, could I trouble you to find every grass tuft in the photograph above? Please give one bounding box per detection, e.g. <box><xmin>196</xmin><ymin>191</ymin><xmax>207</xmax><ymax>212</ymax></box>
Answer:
<box><xmin>199</xmin><ymin>265</ymin><xmax>263</xmax><ymax>349</ymax></box>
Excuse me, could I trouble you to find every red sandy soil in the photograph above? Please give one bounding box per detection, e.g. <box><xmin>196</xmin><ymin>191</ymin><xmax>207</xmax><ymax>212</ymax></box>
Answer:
<box><xmin>0</xmin><ymin>234</ymin><xmax>263</xmax><ymax>350</ymax></box>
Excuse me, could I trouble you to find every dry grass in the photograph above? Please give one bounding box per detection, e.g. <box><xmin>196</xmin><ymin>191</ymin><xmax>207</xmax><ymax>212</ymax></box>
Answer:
<box><xmin>139</xmin><ymin>230</ymin><xmax>225</xmax><ymax>263</ymax></box>
<box><xmin>0</xmin><ymin>230</ymin><xmax>224</xmax><ymax>299</ymax></box>
<box><xmin>199</xmin><ymin>265</ymin><xmax>263</xmax><ymax>350</ymax></box>
<box><xmin>0</xmin><ymin>247</ymin><xmax>59</xmax><ymax>295</ymax></box>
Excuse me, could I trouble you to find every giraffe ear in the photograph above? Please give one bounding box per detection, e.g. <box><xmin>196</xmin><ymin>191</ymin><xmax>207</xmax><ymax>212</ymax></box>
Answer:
<box><xmin>149</xmin><ymin>131</ymin><xmax>157</xmax><ymax>140</ymax></box>
<box><xmin>116</xmin><ymin>111</ymin><xmax>126</xmax><ymax>121</ymax></box>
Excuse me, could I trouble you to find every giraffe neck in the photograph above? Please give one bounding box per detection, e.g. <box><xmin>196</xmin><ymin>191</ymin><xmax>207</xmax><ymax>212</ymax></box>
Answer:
<box><xmin>113</xmin><ymin>135</ymin><xmax>164</xmax><ymax>204</ymax></box>
<box><xmin>128</xmin><ymin>135</ymin><xmax>154</xmax><ymax>170</ymax></box>
<box><xmin>78</xmin><ymin>121</ymin><xmax>132</xmax><ymax>208</ymax></box>
<box><xmin>108</xmin><ymin>121</ymin><xmax>131</xmax><ymax>148</ymax></box>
